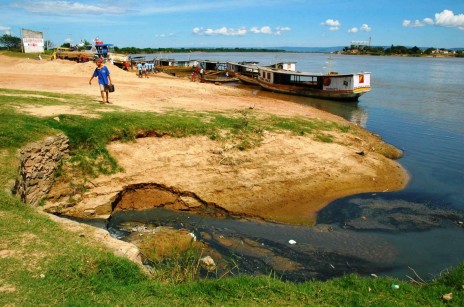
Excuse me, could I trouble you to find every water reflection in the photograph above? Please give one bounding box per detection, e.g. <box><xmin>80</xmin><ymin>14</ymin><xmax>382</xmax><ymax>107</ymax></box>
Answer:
<box><xmin>243</xmin><ymin>85</ymin><xmax>369</xmax><ymax>127</ymax></box>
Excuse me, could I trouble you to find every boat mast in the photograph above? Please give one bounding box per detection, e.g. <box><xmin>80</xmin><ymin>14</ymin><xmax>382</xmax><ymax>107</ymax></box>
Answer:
<box><xmin>326</xmin><ymin>56</ymin><xmax>333</xmax><ymax>74</ymax></box>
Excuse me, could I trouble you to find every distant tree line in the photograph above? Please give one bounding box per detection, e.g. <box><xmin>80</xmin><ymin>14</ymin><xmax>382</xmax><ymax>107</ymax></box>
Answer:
<box><xmin>2</xmin><ymin>33</ymin><xmax>462</xmax><ymax>58</ymax></box>
<box><xmin>113</xmin><ymin>47</ymin><xmax>284</xmax><ymax>54</ymax></box>
<box><xmin>342</xmin><ymin>44</ymin><xmax>464</xmax><ymax>57</ymax></box>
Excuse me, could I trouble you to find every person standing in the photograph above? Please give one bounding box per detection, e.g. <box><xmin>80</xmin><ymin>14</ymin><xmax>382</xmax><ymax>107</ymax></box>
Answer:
<box><xmin>89</xmin><ymin>59</ymin><xmax>112</xmax><ymax>104</ymax></box>
<box><xmin>137</xmin><ymin>62</ymin><xmax>143</xmax><ymax>78</ymax></box>
<box><xmin>142</xmin><ymin>63</ymin><xmax>148</xmax><ymax>78</ymax></box>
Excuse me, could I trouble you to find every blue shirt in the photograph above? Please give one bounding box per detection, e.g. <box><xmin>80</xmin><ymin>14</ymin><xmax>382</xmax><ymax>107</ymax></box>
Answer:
<box><xmin>93</xmin><ymin>66</ymin><xmax>110</xmax><ymax>85</ymax></box>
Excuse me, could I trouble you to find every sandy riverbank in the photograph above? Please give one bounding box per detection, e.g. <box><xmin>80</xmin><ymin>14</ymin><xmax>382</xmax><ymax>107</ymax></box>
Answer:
<box><xmin>0</xmin><ymin>54</ymin><xmax>409</xmax><ymax>225</ymax></box>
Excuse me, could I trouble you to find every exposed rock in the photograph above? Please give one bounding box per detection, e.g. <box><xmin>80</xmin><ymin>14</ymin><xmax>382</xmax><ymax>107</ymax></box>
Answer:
<box><xmin>13</xmin><ymin>133</ymin><xmax>69</xmax><ymax>206</ymax></box>
<box><xmin>200</xmin><ymin>256</ymin><xmax>216</xmax><ymax>272</ymax></box>
<box><xmin>442</xmin><ymin>293</ymin><xmax>452</xmax><ymax>301</ymax></box>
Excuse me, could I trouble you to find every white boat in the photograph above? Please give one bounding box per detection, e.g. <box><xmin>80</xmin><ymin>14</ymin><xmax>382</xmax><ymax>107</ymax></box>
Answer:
<box><xmin>257</xmin><ymin>64</ymin><xmax>371</xmax><ymax>102</ymax></box>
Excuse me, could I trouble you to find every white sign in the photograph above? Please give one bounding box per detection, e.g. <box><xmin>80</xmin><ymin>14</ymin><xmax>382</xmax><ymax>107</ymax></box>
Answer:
<box><xmin>21</xmin><ymin>29</ymin><xmax>44</xmax><ymax>53</ymax></box>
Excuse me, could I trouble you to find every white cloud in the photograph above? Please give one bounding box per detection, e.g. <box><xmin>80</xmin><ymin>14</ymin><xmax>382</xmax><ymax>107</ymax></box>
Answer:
<box><xmin>402</xmin><ymin>19</ymin><xmax>427</xmax><ymax>27</ymax></box>
<box><xmin>156</xmin><ymin>33</ymin><xmax>175</xmax><ymax>38</ymax></box>
<box><xmin>321</xmin><ymin>19</ymin><xmax>341</xmax><ymax>31</ymax></box>
<box><xmin>275</xmin><ymin>26</ymin><xmax>291</xmax><ymax>35</ymax></box>
<box><xmin>193</xmin><ymin>27</ymin><xmax>247</xmax><ymax>36</ymax></box>
<box><xmin>193</xmin><ymin>25</ymin><xmax>290</xmax><ymax>36</ymax></box>
<box><xmin>435</xmin><ymin>9</ymin><xmax>464</xmax><ymax>30</ymax></box>
<box><xmin>0</xmin><ymin>26</ymin><xmax>12</xmax><ymax>35</ymax></box>
<box><xmin>403</xmin><ymin>9</ymin><xmax>464</xmax><ymax>31</ymax></box>
<box><xmin>423</xmin><ymin>18</ymin><xmax>434</xmax><ymax>25</ymax></box>
<box><xmin>9</xmin><ymin>1</ymin><xmax>302</xmax><ymax>16</ymax></box>
<box><xmin>250</xmin><ymin>26</ymin><xmax>273</xmax><ymax>34</ymax></box>
<box><xmin>360</xmin><ymin>24</ymin><xmax>371</xmax><ymax>32</ymax></box>
<box><xmin>12</xmin><ymin>1</ymin><xmax>127</xmax><ymax>15</ymax></box>
<box><xmin>348</xmin><ymin>24</ymin><xmax>371</xmax><ymax>33</ymax></box>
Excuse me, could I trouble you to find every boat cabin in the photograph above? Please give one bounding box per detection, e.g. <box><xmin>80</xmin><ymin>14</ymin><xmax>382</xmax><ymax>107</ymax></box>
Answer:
<box><xmin>199</xmin><ymin>60</ymin><xmax>227</xmax><ymax>71</ymax></box>
<box><xmin>258</xmin><ymin>67</ymin><xmax>370</xmax><ymax>91</ymax></box>
<box><xmin>154</xmin><ymin>58</ymin><xmax>176</xmax><ymax>67</ymax></box>
<box><xmin>267</xmin><ymin>62</ymin><xmax>296</xmax><ymax>71</ymax></box>
<box><xmin>175</xmin><ymin>60</ymin><xmax>200</xmax><ymax>67</ymax></box>
<box><xmin>227</xmin><ymin>62</ymin><xmax>260</xmax><ymax>74</ymax></box>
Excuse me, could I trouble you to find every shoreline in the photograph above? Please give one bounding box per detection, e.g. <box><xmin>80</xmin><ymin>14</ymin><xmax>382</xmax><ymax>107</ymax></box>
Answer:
<box><xmin>0</xmin><ymin>54</ymin><xmax>409</xmax><ymax>225</ymax></box>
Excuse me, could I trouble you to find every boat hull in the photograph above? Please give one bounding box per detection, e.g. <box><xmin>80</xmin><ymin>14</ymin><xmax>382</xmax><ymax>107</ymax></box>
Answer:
<box><xmin>201</xmin><ymin>77</ymin><xmax>239</xmax><ymax>83</ymax></box>
<box><xmin>257</xmin><ymin>80</ymin><xmax>369</xmax><ymax>102</ymax></box>
<box><xmin>237</xmin><ymin>74</ymin><xmax>260</xmax><ymax>85</ymax></box>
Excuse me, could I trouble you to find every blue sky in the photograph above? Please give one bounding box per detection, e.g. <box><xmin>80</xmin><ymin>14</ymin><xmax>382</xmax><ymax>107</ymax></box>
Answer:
<box><xmin>1</xmin><ymin>0</ymin><xmax>463</xmax><ymax>49</ymax></box>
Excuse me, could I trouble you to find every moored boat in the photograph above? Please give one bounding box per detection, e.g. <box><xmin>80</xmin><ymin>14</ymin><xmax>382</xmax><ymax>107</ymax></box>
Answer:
<box><xmin>257</xmin><ymin>66</ymin><xmax>371</xmax><ymax>102</ymax></box>
<box><xmin>227</xmin><ymin>62</ymin><xmax>261</xmax><ymax>85</ymax></box>
<box><xmin>201</xmin><ymin>76</ymin><xmax>240</xmax><ymax>83</ymax></box>
<box><xmin>201</xmin><ymin>71</ymin><xmax>239</xmax><ymax>83</ymax></box>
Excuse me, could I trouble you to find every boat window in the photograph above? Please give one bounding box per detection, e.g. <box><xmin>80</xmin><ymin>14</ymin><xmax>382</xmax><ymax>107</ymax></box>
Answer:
<box><xmin>290</xmin><ymin>75</ymin><xmax>318</xmax><ymax>87</ymax></box>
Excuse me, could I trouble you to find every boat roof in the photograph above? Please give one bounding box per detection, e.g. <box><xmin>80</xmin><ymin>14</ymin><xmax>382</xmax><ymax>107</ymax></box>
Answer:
<box><xmin>258</xmin><ymin>66</ymin><xmax>369</xmax><ymax>77</ymax></box>
<box><xmin>228</xmin><ymin>61</ymin><xmax>260</xmax><ymax>69</ymax></box>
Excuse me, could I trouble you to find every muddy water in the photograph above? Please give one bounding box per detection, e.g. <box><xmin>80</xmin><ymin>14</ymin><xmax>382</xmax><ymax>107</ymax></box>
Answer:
<box><xmin>106</xmin><ymin>53</ymin><xmax>464</xmax><ymax>281</ymax></box>
<box><xmin>108</xmin><ymin>207</ymin><xmax>397</xmax><ymax>281</ymax></box>
<box><xmin>107</xmin><ymin>197</ymin><xmax>463</xmax><ymax>281</ymax></box>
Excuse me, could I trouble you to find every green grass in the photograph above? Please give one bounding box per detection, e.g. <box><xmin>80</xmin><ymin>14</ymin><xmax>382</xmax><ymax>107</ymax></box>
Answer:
<box><xmin>0</xmin><ymin>88</ymin><xmax>349</xmax><ymax>180</ymax></box>
<box><xmin>0</xmin><ymin>87</ymin><xmax>463</xmax><ymax>305</ymax></box>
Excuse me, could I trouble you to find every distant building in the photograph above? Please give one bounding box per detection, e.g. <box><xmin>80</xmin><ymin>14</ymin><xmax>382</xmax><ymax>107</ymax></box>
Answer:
<box><xmin>350</xmin><ymin>37</ymin><xmax>371</xmax><ymax>49</ymax></box>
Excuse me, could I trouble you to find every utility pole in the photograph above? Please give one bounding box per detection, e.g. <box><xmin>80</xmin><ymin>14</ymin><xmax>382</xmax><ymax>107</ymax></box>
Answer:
<box><xmin>43</xmin><ymin>27</ymin><xmax>49</xmax><ymax>50</ymax></box>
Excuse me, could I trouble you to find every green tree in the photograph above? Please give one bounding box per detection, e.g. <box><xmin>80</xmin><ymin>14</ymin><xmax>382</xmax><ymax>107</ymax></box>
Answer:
<box><xmin>424</xmin><ymin>47</ymin><xmax>435</xmax><ymax>55</ymax></box>
<box><xmin>410</xmin><ymin>46</ymin><xmax>422</xmax><ymax>54</ymax></box>
<box><xmin>44</xmin><ymin>40</ymin><xmax>54</xmax><ymax>50</ymax></box>
<box><xmin>385</xmin><ymin>45</ymin><xmax>409</xmax><ymax>55</ymax></box>
<box><xmin>0</xmin><ymin>34</ymin><xmax>22</xmax><ymax>50</ymax></box>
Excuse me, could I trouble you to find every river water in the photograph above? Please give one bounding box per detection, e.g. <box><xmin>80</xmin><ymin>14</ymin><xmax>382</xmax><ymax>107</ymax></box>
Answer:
<box><xmin>109</xmin><ymin>53</ymin><xmax>464</xmax><ymax>281</ymax></box>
